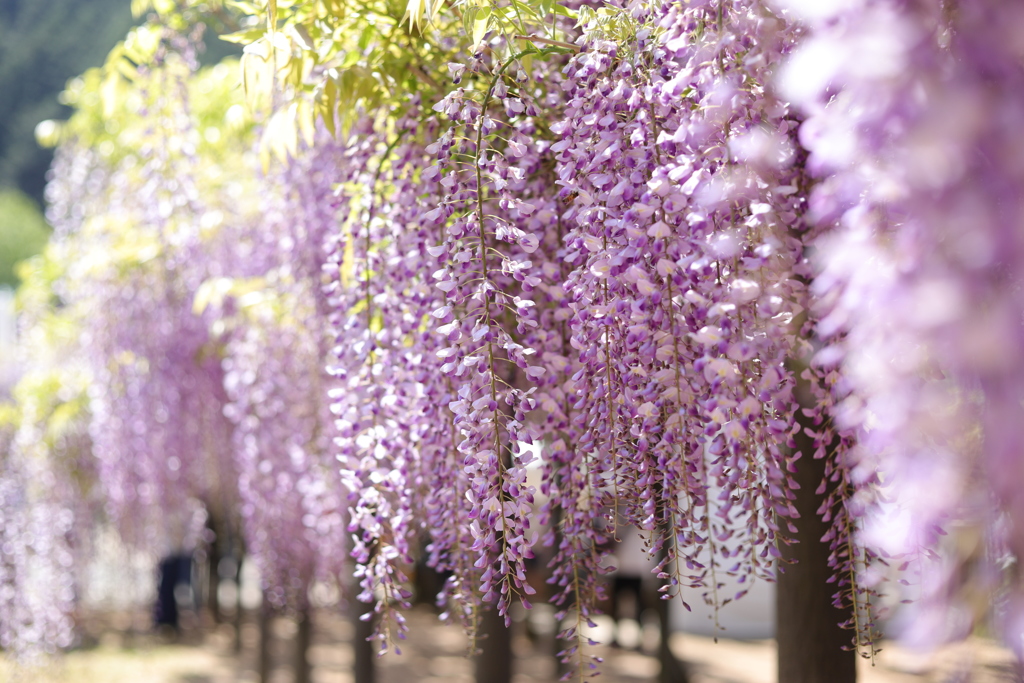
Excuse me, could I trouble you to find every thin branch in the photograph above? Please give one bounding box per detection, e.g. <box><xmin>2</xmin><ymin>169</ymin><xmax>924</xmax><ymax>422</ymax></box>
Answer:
<box><xmin>513</xmin><ymin>34</ymin><xmax>580</xmax><ymax>52</ymax></box>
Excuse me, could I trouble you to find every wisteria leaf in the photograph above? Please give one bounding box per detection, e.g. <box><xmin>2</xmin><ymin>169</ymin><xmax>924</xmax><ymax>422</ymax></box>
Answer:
<box><xmin>472</xmin><ymin>8</ymin><xmax>491</xmax><ymax>48</ymax></box>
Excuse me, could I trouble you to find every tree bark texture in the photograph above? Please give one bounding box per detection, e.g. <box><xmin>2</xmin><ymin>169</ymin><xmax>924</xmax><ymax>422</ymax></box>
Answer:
<box><xmin>472</xmin><ymin>366</ymin><xmax>517</xmax><ymax>683</ymax></box>
<box><xmin>234</xmin><ymin>552</ymin><xmax>244</xmax><ymax>655</ymax></box>
<box><xmin>352</xmin><ymin>601</ymin><xmax>376</xmax><ymax>683</ymax></box>
<box><xmin>294</xmin><ymin>605</ymin><xmax>313</xmax><ymax>683</ymax></box>
<box><xmin>776</xmin><ymin>390</ymin><xmax>857</xmax><ymax>683</ymax></box>
<box><xmin>475</xmin><ymin>605</ymin><xmax>512</xmax><ymax>683</ymax></box>
<box><xmin>657</xmin><ymin>592</ymin><xmax>689</xmax><ymax>683</ymax></box>
<box><xmin>258</xmin><ymin>597</ymin><xmax>272</xmax><ymax>683</ymax></box>
<box><xmin>206</xmin><ymin>523</ymin><xmax>222</xmax><ymax>624</ymax></box>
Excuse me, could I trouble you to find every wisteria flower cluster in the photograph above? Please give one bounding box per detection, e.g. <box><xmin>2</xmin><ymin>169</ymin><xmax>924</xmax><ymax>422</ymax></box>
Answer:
<box><xmin>779</xmin><ymin>0</ymin><xmax>1024</xmax><ymax>653</ymax></box>
<box><xmin>323</xmin><ymin>0</ymin><xmax>864</xmax><ymax>666</ymax></box>
<box><xmin>47</xmin><ymin>52</ymin><xmax>237</xmax><ymax>548</ymax></box>
<box><xmin>0</xmin><ymin>394</ymin><xmax>78</xmax><ymax>660</ymax></box>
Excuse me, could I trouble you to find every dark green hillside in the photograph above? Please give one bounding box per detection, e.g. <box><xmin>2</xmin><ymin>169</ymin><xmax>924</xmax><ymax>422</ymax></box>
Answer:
<box><xmin>0</xmin><ymin>0</ymin><xmax>241</xmax><ymax>209</ymax></box>
<box><xmin>0</xmin><ymin>0</ymin><xmax>135</xmax><ymax>205</ymax></box>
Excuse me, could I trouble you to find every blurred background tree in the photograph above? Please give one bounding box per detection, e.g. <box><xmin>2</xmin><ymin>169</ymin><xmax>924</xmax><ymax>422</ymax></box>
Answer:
<box><xmin>0</xmin><ymin>0</ymin><xmax>240</xmax><ymax>208</ymax></box>
<box><xmin>0</xmin><ymin>0</ymin><xmax>134</xmax><ymax>205</ymax></box>
<box><xmin>0</xmin><ymin>189</ymin><xmax>48</xmax><ymax>288</ymax></box>
<box><xmin>0</xmin><ymin>0</ymin><xmax>242</xmax><ymax>291</ymax></box>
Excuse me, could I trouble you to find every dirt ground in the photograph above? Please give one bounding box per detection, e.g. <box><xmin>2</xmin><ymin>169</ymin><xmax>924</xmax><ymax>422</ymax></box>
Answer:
<box><xmin>1</xmin><ymin>605</ymin><xmax>1020</xmax><ymax>683</ymax></box>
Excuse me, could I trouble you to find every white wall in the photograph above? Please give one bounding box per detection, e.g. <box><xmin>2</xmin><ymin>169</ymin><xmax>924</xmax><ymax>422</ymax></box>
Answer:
<box><xmin>674</xmin><ymin>567</ymin><xmax>775</xmax><ymax>640</ymax></box>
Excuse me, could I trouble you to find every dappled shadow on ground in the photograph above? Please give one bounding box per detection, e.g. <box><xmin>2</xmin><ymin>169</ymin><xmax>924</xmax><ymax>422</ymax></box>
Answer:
<box><xmin>3</xmin><ymin>604</ymin><xmax>1021</xmax><ymax>682</ymax></box>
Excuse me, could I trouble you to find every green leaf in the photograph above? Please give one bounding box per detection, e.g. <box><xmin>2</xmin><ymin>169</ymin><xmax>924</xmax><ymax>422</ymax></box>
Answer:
<box><xmin>403</xmin><ymin>0</ymin><xmax>425</xmax><ymax>31</ymax></box>
<box><xmin>462</xmin><ymin>5</ymin><xmax>478</xmax><ymax>35</ymax></box>
<box><xmin>225</xmin><ymin>0</ymin><xmax>261</xmax><ymax>14</ymax></box>
<box><xmin>549</xmin><ymin>2</ymin><xmax>575</xmax><ymax>17</ymax></box>
<box><xmin>220</xmin><ymin>27</ymin><xmax>267</xmax><ymax>44</ymax></box>
<box><xmin>123</xmin><ymin>25</ymin><xmax>162</xmax><ymax>64</ymax></box>
<box><xmin>131</xmin><ymin>0</ymin><xmax>154</xmax><ymax>19</ymax></box>
<box><xmin>317</xmin><ymin>76</ymin><xmax>338</xmax><ymax>137</ymax></box>
<box><xmin>241</xmin><ymin>37</ymin><xmax>275</xmax><ymax>112</ymax></box>
<box><xmin>263</xmin><ymin>106</ymin><xmax>299</xmax><ymax>165</ymax></box>
<box><xmin>341</xmin><ymin>50</ymin><xmax>361</xmax><ymax>68</ymax></box>
<box><xmin>296</xmin><ymin>98</ymin><xmax>315</xmax><ymax>147</ymax></box>
<box><xmin>472</xmin><ymin>7</ymin><xmax>491</xmax><ymax>48</ymax></box>
<box><xmin>511</xmin><ymin>1</ymin><xmax>541</xmax><ymax>22</ymax></box>
<box><xmin>292</xmin><ymin>23</ymin><xmax>315</xmax><ymax>50</ymax></box>
<box><xmin>357</xmin><ymin>23</ymin><xmax>375</xmax><ymax>52</ymax></box>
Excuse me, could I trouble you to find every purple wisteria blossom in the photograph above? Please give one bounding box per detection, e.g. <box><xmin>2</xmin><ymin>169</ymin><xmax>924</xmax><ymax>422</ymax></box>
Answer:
<box><xmin>779</xmin><ymin>0</ymin><xmax>1024</xmax><ymax>654</ymax></box>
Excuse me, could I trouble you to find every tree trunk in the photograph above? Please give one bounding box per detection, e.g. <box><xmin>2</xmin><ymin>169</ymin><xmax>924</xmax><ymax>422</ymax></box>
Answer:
<box><xmin>207</xmin><ymin>522</ymin><xmax>222</xmax><ymax>624</ymax></box>
<box><xmin>234</xmin><ymin>551</ymin><xmax>244</xmax><ymax>655</ymax></box>
<box><xmin>294</xmin><ymin>604</ymin><xmax>313</xmax><ymax>683</ymax></box>
<box><xmin>351</xmin><ymin>599</ymin><xmax>376</xmax><ymax>683</ymax></box>
<box><xmin>776</xmin><ymin>382</ymin><xmax>857</xmax><ymax>683</ymax></box>
<box><xmin>473</xmin><ymin>367</ymin><xmax>518</xmax><ymax>683</ymax></box>
<box><xmin>654</xmin><ymin>514</ymin><xmax>689</xmax><ymax>683</ymax></box>
<box><xmin>475</xmin><ymin>605</ymin><xmax>512</xmax><ymax>683</ymax></box>
<box><xmin>656</xmin><ymin>595</ymin><xmax>689</xmax><ymax>683</ymax></box>
<box><xmin>258</xmin><ymin>596</ymin><xmax>273</xmax><ymax>683</ymax></box>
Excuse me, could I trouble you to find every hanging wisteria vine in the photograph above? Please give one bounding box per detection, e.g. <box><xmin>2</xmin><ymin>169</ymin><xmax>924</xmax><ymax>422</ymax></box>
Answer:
<box><xmin>780</xmin><ymin>0</ymin><xmax>1024</xmax><ymax>653</ymax></box>
<box><xmin>216</xmin><ymin>133</ymin><xmax>355</xmax><ymax>612</ymax></box>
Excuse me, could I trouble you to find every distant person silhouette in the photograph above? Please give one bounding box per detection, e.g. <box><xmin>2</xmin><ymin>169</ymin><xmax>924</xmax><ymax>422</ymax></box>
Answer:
<box><xmin>154</xmin><ymin>553</ymin><xmax>192</xmax><ymax>633</ymax></box>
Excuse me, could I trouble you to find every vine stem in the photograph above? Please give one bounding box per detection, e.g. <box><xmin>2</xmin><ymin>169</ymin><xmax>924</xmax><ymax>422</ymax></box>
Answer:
<box><xmin>471</xmin><ymin>43</ymin><xmax>573</xmax><ymax>609</ymax></box>
<box><xmin>514</xmin><ymin>35</ymin><xmax>581</xmax><ymax>52</ymax></box>
<box><xmin>364</xmin><ymin>133</ymin><xmax>406</xmax><ymax>354</ymax></box>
